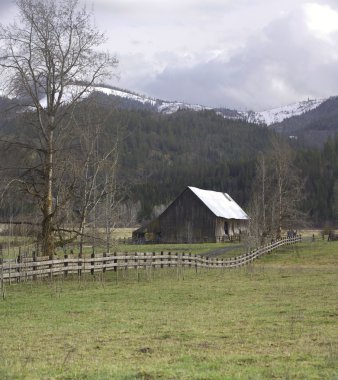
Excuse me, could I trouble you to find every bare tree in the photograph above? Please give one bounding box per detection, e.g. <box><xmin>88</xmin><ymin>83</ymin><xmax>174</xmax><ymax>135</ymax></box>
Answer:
<box><xmin>249</xmin><ymin>136</ymin><xmax>305</xmax><ymax>242</ymax></box>
<box><xmin>256</xmin><ymin>152</ymin><xmax>268</xmax><ymax>235</ymax></box>
<box><xmin>0</xmin><ymin>0</ymin><xmax>118</xmax><ymax>254</ymax></box>
<box><xmin>71</xmin><ymin>103</ymin><xmax>121</xmax><ymax>253</ymax></box>
<box><xmin>269</xmin><ymin>136</ymin><xmax>305</xmax><ymax>237</ymax></box>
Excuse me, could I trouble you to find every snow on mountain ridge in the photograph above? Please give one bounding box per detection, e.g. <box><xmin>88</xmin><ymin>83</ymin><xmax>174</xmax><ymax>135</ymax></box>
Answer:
<box><xmin>38</xmin><ymin>85</ymin><xmax>158</xmax><ymax>108</ymax></box>
<box><xmin>60</xmin><ymin>85</ymin><xmax>210</xmax><ymax>114</ymax></box>
<box><xmin>240</xmin><ymin>98</ymin><xmax>326</xmax><ymax>126</ymax></box>
<box><xmin>104</xmin><ymin>87</ymin><xmax>210</xmax><ymax>114</ymax></box>
<box><xmin>92</xmin><ymin>86</ymin><xmax>327</xmax><ymax>125</ymax></box>
<box><xmin>4</xmin><ymin>83</ymin><xmax>328</xmax><ymax>125</ymax></box>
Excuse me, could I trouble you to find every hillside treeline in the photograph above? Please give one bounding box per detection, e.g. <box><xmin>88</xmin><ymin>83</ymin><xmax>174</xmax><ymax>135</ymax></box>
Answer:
<box><xmin>114</xmin><ymin>108</ymin><xmax>269</xmax><ymax>219</ymax></box>
<box><xmin>106</xmin><ymin>106</ymin><xmax>338</xmax><ymax>225</ymax></box>
<box><xmin>1</xmin><ymin>100</ymin><xmax>337</xmax><ymax>226</ymax></box>
<box><xmin>297</xmin><ymin>135</ymin><xmax>338</xmax><ymax>224</ymax></box>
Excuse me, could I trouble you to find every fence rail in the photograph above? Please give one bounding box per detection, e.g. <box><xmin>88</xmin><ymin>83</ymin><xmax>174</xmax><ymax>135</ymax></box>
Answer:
<box><xmin>0</xmin><ymin>236</ymin><xmax>301</xmax><ymax>283</ymax></box>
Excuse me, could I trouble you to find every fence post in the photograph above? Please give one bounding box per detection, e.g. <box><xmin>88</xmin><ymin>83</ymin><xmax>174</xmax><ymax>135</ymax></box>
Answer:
<box><xmin>91</xmin><ymin>252</ymin><xmax>95</xmax><ymax>276</ymax></box>
<box><xmin>0</xmin><ymin>243</ymin><xmax>4</xmax><ymax>300</ymax></box>
<box><xmin>16</xmin><ymin>253</ymin><xmax>21</xmax><ymax>283</ymax></box>
<box><xmin>8</xmin><ymin>257</ymin><xmax>11</xmax><ymax>285</ymax></box>
<box><xmin>160</xmin><ymin>251</ymin><xmax>164</xmax><ymax>269</ymax></box>
<box><xmin>64</xmin><ymin>253</ymin><xmax>68</xmax><ymax>277</ymax></box>
<box><xmin>177</xmin><ymin>253</ymin><xmax>181</xmax><ymax>280</ymax></box>
<box><xmin>142</xmin><ymin>252</ymin><xmax>146</xmax><ymax>270</ymax></box>
<box><xmin>114</xmin><ymin>252</ymin><xmax>117</xmax><ymax>272</ymax></box>
<box><xmin>136</xmin><ymin>252</ymin><xmax>140</xmax><ymax>282</ymax></box>
<box><xmin>125</xmin><ymin>252</ymin><xmax>128</xmax><ymax>271</ymax></box>
<box><xmin>103</xmin><ymin>253</ymin><xmax>107</xmax><ymax>273</ymax></box>
<box><xmin>32</xmin><ymin>251</ymin><xmax>37</xmax><ymax>281</ymax></box>
<box><xmin>48</xmin><ymin>254</ymin><xmax>53</xmax><ymax>280</ymax></box>
<box><xmin>78</xmin><ymin>253</ymin><xmax>82</xmax><ymax>277</ymax></box>
<box><xmin>152</xmin><ymin>252</ymin><xmax>156</xmax><ymax>279</ymax></box>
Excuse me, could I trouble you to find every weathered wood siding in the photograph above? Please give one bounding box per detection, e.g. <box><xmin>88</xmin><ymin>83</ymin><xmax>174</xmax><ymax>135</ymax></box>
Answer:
<box><xmin>159</xmin><ymin>188</ymin><xmax>216</xmax><ymax>243</ymax></box>
<box><xmin>215</xmin><ymin>218</ymin><xmax>248</xmax><ymax>240</ymax></box>
<box><xmin>215</xmin><ymin>218</ymin><xmax>226</xmax><ymax>239</ymax></box>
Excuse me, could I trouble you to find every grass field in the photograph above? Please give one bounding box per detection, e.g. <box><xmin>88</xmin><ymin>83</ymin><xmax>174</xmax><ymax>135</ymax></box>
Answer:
<box><xmin>0</xmin><ymin>228</ymin><xmax>330</xmax><ymax>260</ymax></box>
<box><xmin>0</xmin><ymin>240</ymin><xmax>337</xmax><ymax>379</ymax></box>
<box><xmin>1</xmin><ymin>240</ymin><xmax>241</xmax><ymax>259</ymax></box>
<box><xmin>112</xmin><ymin>242</ymin><xmax>240</xmax><ymax>256</ymax></box>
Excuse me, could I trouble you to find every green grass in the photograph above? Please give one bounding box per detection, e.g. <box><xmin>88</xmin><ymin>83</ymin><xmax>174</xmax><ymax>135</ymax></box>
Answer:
<box><xmin>0</xmin><ymin>233</ymin><xmax>240</xmax><ymax>259</ymax></box>
<box><xmin>16</xmin><ymin>242</ymin><xmax>240</xmax><ymax>258</ymax></box>
<box><xmin>0</xmin><ymin>241</ymin><xmax>337</xmax><ymax>379</ymax></box>
<box><xmin>1</xmin><ymin>227</ymin><xmax>325</xmax><ymax>260</ymax></box>
<box><xmin>113</xmin><ymin>242</ymin><xmax>239</xmax><ymax>255</ymax></box>
<box><xmin>0</xmin><ymin>235</ymin><xmax>33</xmax><ymax>244</ymax></box>
<box><xmin>0</xmin><ymin>236</ymin><xmax>35</xmax><ymax>260</ymax></box>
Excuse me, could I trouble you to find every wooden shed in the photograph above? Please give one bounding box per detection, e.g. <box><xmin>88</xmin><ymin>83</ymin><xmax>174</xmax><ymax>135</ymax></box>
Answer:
<box><xmin>133</xmin><ymin>186</ymin><xmax>249</xmax><ymax>243</ymax></box>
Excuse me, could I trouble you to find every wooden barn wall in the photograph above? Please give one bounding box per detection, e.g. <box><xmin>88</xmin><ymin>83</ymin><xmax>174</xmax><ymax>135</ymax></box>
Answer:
<box><xmin>215</xmin><ymin>218</ymin><xmax>248</xmax><ymax>239</ymax></box>
<box><xmin>158</xmin><ymin>188</ymin><xmax>216</xmax><ymax>243</ymax></box>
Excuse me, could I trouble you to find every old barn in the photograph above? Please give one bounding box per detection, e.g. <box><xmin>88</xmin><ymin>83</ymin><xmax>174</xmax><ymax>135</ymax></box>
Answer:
<box><xmin>133</xmin><ymin>186</ymin><xmax>249</xmax><ymax>243</ymax></box>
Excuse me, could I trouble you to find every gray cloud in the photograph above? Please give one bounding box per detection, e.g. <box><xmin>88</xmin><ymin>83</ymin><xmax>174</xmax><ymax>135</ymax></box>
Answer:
<box><xmin>0</xmin><ymin>1</ymin><xmax>17</xmax><ymax>25</ymax></box>
<box><xmin>140</xmin><ymin>5</ymin><xmax>338</xmax><ymax>110</ymax></box>
<box><xmin>1</xmin><ymin>0</ymin><xmax>338</xmax><ymax>110</ymax></box>
<box><xmin>0</xmin><ymin>0</ymin><xmax>13</xmax><ymax>10</ymax></box>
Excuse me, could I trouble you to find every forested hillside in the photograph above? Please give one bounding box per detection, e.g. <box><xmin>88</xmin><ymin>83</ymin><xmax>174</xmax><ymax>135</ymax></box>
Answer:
<box><xmin>297</xmin><ymin>135</ymin><xmax>338</xmax><ymax>223</ymax></box>
<box><xmin>112</xmin><ymin>108</ymin><xmax>271</xmax><ymax>218</ymax></box>
<box><xmin>1</xmin><ymin>96</ymin><xmax>337</xmax><ymax>226</ymax></box>
<box><xmin>273</xmin><ymin>97</ymin><xmax>338</xmax><ymax>147</ymax></box>
<box><xmin>102</xmin><ymin>105</ymin><xmax>338</xmax><ymax>224</ymax></box>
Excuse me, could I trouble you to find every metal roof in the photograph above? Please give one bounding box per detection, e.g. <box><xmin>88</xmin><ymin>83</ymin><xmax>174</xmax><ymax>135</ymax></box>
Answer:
<box><xmin>188</xmin><ymin>187</ymin><xmax>249</xmax><ymax>220</ymax></box>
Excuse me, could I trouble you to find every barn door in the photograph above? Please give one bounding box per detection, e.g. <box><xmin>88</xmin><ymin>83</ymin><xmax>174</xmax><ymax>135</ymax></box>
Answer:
<box><xmin>224</xmin><ymin>221</ymin><xmax>228</xmax><ymax>235</ymax></box>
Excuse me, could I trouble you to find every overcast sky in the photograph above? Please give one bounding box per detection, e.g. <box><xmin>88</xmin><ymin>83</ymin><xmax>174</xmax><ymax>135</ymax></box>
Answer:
<box><xmin>1</xmin><ymin>0</ymin><xmax>338</xmax><ymax>110</ymax></box>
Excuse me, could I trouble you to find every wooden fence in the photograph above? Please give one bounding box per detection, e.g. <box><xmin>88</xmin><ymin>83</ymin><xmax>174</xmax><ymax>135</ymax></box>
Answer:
<box><xmin>0</xmin><ymin>236</ymin><xmax>301</xmax><ymax>283</ymax></box>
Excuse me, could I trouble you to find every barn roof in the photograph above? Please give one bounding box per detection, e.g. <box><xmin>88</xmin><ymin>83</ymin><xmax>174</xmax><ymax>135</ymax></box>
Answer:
<box><xmin>188</xmin><ymin>186</ymin><xmax>249</xmax><ymax>220</ymax></box>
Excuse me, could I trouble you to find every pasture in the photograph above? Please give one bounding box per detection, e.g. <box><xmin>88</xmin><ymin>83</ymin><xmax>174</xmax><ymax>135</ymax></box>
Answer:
<box><xmin>0</xmin><ymin>228</ymin><xmax>329</xmax><ymax>260</ymax></box>
<box><xmin>0</xmin><ymin>240</ymin><xmax>337</xmax><ymax>379</ymax></box>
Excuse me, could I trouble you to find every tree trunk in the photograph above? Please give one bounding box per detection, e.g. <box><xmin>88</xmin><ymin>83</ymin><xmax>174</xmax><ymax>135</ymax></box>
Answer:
<box><xmin>42</xmin><ymin>129</ymin><xmax>54</xmax><ymax>255</ymax></box>
<box><xmin>261</xmin><ymin>156</ymin><xmax>266</xmax><ymax>233</ymax></box>
<box><xmin>277</xmin><ymin>172</ymin><xmax>283</xmax><ymax>239</ymax></box>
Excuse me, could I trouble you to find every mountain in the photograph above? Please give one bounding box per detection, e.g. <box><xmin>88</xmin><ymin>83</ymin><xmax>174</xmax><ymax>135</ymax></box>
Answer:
<box><xmin>240</xmin><ymin>98</ymin><xmax>326</xmax><ymax>126</ymax></box>
<box><xmin>271</xmin><ymin>96</ymin><xmax>338</xmax><ymax>147</ymax></box>
<box><xmin>88</xmin><ymin>86</ymin><xmax>337</xmax><ymax>148</ymax></box>
<box><xmin>215</xmin><ymin>98</ymin><xmax>327</xmax><ymax>126</ymax></box>
<box><xmin>0</xmin><ymin>84</ymin><xmax>330</xmax><ymax>127</ymax></box>
<box><xmin>87</xmin><ymin>85</ymin><xmax>329</xmax><ymax>127</ymax></box>
<box><xmin>48</xmin><ymin>84</ymin><xmax>211</xmax><ymax>114</ymax></box>
<box><xmin>1</xmin><ymin>86</ymin><xmax>337</xmax><ymax>225</ymax></box>
<box><xmin>1</xmin><ymin>84</ymin><xmax>336</xmax><ymax>149</ymax></box>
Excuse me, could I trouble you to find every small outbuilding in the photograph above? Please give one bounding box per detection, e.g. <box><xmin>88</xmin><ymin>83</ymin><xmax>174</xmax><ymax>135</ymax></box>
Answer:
<box><xmin>133</xmin><ymin>186</ymin><xmax>249</xmax><ymax>243</ymax></box>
